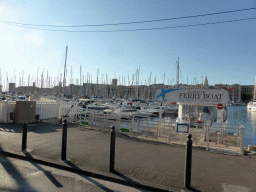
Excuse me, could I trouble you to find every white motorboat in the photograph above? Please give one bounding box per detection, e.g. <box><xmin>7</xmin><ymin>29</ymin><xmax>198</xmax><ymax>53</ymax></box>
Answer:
<box><xmin>247</xmin><ymin>100</ymin><xmax>256</xmax><ymax>111</ymax></box>
<box><xmin>248</xmin><ymin>77</ymin><xmax>256</xmax><ymax>111</ymax></box>
<box><xmin>163</xmin><ymin>104</ymin><xmax>178</xmax><ymax>114</ymax></box>
<box><xmin>144</xmin><ymin>106</ymin><xmax>165</xmax><ymax>115</ymax></box>
<box><xmin>114</xmin><ymin>107</ymin><xmax>138</xmax><ymax>119</ymax></box>
<box><xmin>134</xmin><ymin>109</ymin><xmax>152</xmax><ymax>118</ymax></box>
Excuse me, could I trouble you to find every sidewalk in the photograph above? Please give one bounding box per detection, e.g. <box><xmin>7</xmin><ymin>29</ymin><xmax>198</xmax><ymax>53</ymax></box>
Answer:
<box><xmin>0</xmin><ymin>121</ymin><xmax>255</xmax><ymax>192</ymax></box>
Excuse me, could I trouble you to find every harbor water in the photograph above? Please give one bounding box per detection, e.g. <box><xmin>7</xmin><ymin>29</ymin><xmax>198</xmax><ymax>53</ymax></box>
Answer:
<box><xmin>227</xmin><ymin>106</ymin><xmax>256</xmax><ymax>148</ymax></box>
<box><xmin>129</xmin><ymin>106</ymin><xmax>256</xmax><ymax>148</ymax></box>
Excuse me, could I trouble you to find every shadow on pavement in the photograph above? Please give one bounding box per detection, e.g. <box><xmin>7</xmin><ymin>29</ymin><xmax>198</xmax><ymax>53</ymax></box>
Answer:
<box><xmin>111</xmin><ymin>170</ymin><xmax>134</xmax><ymax>183</ymax></box>
<box><xmin>0</xmin><ymin>121</ymin><xmax>61</xmax><ymax>134</ymax></box>
<box><xmin>64</xmin><ymin>160</ymin><xmax>115</xmax><ymax>192</ymax></box>
<box><xmin>111</xmin><ymin>170</ymin><xmax>149</xmax><ymax>192</ymax></box>
<box><xmin>186</xmin><ymin>187</ymin><xmax>202</xmax><ymax>192</ymax></box>
<box><xmin>0</xmin><ymin>146</ymin><xmax>36</xmax><ymax>192</ymax></box>
<box><xmin>64</xmin><ymin>160</ymin><xmax>154</xmax><ymax>192</ymax></box>
<box><xmin>24</xmin><ymin>152</ymin><xmax>63</xmax><ymax>188</ymax></box>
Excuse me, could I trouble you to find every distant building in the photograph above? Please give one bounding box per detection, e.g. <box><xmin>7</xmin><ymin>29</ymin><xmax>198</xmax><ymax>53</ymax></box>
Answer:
<box><xmin>213</xmin><ymin>83</ymin><xmax>228</xmax><ymax>89</ymax></box>
<box><xmin>9</xmin><ymin>83</ymin><xmax>16</xmax><ymax>93</ymax></box>
<box><xmin>203</xmin><ymin>76</ymin><xmax>209</xmax><ymax>88</ymax></box>
<box><xmin>241</xmin><ymin>85</ymin><xmax>254</xmax><ymax>94</ymax></box>
<box><xmin>33</xmin><ymin>82</ymin><xmax>36</xmax><ymax>92</ymax></box>
<box><xmin>112</xmin><ymin>79</ymin><xmax>117</xmax><ymax>87</ymax></box>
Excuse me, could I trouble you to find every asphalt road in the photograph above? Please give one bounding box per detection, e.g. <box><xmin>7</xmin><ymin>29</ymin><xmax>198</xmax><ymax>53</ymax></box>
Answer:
<box><xmin>0</xmin><ymin>121</ymin><xmax>255</xmax><ymax>192</ymax></box>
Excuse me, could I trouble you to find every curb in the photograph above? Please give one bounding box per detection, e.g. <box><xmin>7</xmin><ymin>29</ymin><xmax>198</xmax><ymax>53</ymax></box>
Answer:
<box><xmin>0</xmin><ymin>148</ymin><xmax>186</xmax><ymax>192</ymax></box>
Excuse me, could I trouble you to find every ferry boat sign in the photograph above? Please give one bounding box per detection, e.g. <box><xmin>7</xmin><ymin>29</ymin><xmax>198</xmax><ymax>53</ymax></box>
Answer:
<box><xmin>155</xmin><ymin>89</ymin><xmax>228</xmax><ymax>105</ymax></box>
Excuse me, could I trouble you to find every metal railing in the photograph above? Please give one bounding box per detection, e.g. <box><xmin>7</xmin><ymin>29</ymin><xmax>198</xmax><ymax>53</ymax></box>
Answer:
<box><xmin>205</xmin><ymin>120</ymin><xmax>244</xmax><ymax>155</ymax></box>
<box><xmin>77</xmin><ymin>112</ymin><xmax>244</xmax><ymax>155</ymax></box>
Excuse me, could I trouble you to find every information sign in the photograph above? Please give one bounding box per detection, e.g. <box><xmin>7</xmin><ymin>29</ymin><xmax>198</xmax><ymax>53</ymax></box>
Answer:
<box><xmin>177</xmin><ymin>124</ymin><xmax>189</xmax><ymax>133</ymax></box>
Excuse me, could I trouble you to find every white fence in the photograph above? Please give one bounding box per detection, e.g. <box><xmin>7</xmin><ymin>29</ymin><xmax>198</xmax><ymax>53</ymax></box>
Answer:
<box><xmin>0</xmin><ymin>101</ymin><xmax>8</xmax><ymax>123</ymax></box>
<box><xmin>59</xmin><ymin>101</ymin><xmax>81</xmax><ymax>123</ymax></box>
<box><xmin>0</xmin><ymin>101</ymin><xmax>16</xmax><ymax>123</ymax></box>
<box><xmin>78</xmin><ymin>112</ymin><xmax>244</xmax><ymax>155</ymax></box>
<box><xmin>36</xmin><ymin>102</ymin><xmax>59</xmax><ymax>120</ymax></box>
<box><xmin>0</xmin><ymin>101</ymin><xmax>81</xmax><ymax>123</ymax></box>
<box><xmin>78</xmin><ymin>113</ymin><xmax>206</xmax><ymax>146</ymax></box>
<box><xmin>204</xmin><ymin>120</ymin><xmax>244</xmax><ymax>155</ymax></box>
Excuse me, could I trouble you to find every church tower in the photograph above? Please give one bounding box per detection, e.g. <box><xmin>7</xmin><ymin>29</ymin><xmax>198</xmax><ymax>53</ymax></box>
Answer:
<box><xmin>204</xmin><ymin>76</ymin><xmax>209</xmax><ymax>88</ymax></box>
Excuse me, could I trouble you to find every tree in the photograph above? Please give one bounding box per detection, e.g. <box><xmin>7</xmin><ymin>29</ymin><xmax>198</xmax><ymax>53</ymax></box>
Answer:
<box><xmin>241</xmin><ymin>92</ymin><xmax>253</xmax><ymax>102</ymax></box>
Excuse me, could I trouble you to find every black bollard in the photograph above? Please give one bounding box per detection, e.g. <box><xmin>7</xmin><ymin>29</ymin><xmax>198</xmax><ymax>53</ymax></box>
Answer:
<box><xmin>184</xmin><ymin>134</ymin><xmax>193</xmax><ymax>188</ymax></box>
<box><xmin>22</xmin><ymin>123</ymin><xmax>28</xmax><ymax>151</ymax></box>
<box><xmin>109</xmin><ymin>126</ymin><xmax>116</xmax><ymax>172</ymax></box>
<box><xmin>61</xmin><ymin>119</ymin><xmax>68</xmax><ymax>160</ymax></box>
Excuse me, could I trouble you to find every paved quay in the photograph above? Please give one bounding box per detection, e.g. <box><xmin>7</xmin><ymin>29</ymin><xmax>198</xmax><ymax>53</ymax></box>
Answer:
<box><xmin>0</xmin><ymin>120</ymin><xmax>255</xmax><ymax>192</ymax></box>
<box><xmin>0</xmin><ymin>154</ymin><xmax>152</xmax><ymax>192</ymax></box>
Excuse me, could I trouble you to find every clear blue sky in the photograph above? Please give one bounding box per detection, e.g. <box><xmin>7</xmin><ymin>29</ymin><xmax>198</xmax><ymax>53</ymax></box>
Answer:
<box><xmin>0</xmin><ymin>0</ymin><xmax>256</xmax><ymax>91</ymax></box>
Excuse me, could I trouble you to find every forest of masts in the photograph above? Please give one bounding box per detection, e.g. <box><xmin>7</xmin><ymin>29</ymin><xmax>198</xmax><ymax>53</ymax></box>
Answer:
<box><xmin>0</xmin><ymin>66</ymin><xmax>206</xmax><ymax>94</ymax></box>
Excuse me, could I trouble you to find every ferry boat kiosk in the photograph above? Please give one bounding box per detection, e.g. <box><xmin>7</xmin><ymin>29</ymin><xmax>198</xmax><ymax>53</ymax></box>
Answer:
<box><xmin>155</xmin><ymin>88</ymin><xmax>229</xmax><ymax>124</ymax></box>
<box><xmin>177</xmin><ymin>102</ymin><xmax>227</xmax><ymax>125</ymax></box>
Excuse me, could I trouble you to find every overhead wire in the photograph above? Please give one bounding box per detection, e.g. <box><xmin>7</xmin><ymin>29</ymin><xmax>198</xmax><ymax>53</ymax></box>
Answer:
<box><xmin>0</xmin><ymin>7</ymin><xmax>255</xmax><ymax>27</ymax></box>
<box><xmin>2</xmin><ymin>17</ymin><xmax>256</xmax><ymax>33</ymax></box>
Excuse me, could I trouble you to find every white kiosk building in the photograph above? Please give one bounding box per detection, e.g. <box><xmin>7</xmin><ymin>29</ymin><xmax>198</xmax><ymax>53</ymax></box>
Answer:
<box><xmin>155</xmin><ymin>88</ymin><xmax>229</xmax><ymax>124</ymax></box>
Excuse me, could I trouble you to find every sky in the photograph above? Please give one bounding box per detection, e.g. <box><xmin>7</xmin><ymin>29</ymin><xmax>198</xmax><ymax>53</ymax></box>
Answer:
<box><xmin>0</xmin><ymin>0</ymin><xmax>256</xmax><ymax>91</ymax></box>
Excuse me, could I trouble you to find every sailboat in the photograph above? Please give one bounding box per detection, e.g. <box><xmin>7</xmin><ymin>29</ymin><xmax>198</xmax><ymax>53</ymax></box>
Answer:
<box><xmin>247</xmin><ymin>77</ymin><xmax>256</xmax><ymax>111</ymax></box>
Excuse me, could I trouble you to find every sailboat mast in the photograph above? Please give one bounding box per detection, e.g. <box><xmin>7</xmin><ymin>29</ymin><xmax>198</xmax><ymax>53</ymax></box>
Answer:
<box><xmin>80</xmin><ymin>66</ymin><xmax>82</xmax><ymax>86</ymax></box>
<box><xmin>254</xmin><ymin>77</ymin><xmax>256</xmax><ymax>100</ymax></box>
<box><xmin>63</xmin><ymin>46</ymin><xmax>68</xmax><ymax>95</ymax></box>
<box><xmin>176</xmin><ymin>57</ymin><xmax>179</xmax><ymax>88</ymax></box>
